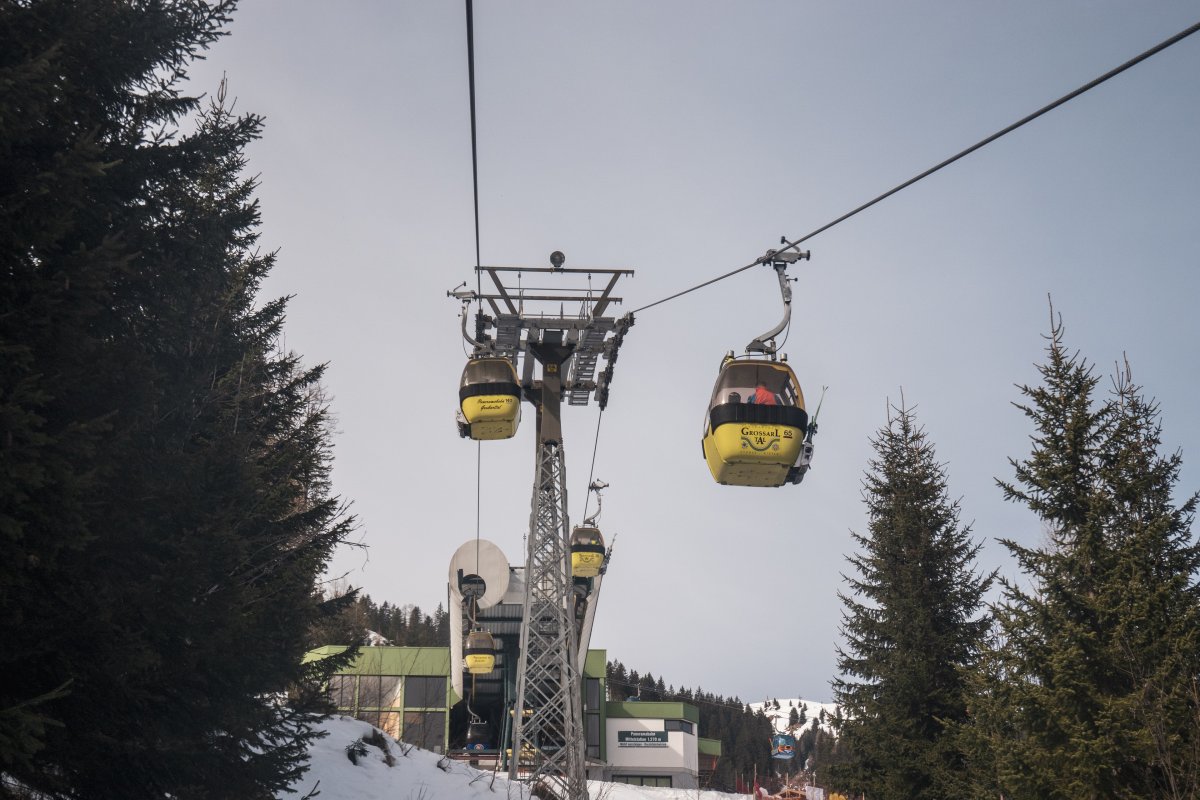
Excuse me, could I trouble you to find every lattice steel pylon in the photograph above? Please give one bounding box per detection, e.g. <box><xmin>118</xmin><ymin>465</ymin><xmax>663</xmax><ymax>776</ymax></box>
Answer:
<box><xmin>452</xmin><ymin>254</ymin><xmax>632</xmax><ymax>799</ymax></box>
<box><xmin>512</xmin><ymin>402</ymin><xmax>585</xmax><ymax>798</ymax></box>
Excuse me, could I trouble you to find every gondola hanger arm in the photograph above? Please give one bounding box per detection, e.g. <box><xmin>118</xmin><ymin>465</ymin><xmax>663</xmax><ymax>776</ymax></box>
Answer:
<box><xmin>451</xmin><ymin>291</ymin><xmax>490</xmax><ymax>353</ymax></box>
<box><xmin>745</xmin><ymin>249</ymin><xmax>809</xmax><ymax>355</ymax></box>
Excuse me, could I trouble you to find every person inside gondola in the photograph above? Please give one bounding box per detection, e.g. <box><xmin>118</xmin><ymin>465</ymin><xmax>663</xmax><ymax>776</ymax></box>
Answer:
<box><xmin>748</xmin><ymin>381</ymin><xmax>777</xmax><ymax>405</ymax></box>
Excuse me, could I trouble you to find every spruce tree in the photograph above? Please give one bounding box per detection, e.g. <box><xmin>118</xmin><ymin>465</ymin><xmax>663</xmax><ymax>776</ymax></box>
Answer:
<box><xmin>1102</xmin><ymin>364</ymin><xmax>1200</xmax><ymax>798</ymax></box>
<box><xmin>1</xmin><ymin>2</ymin><xmax>355</xmax><ymax>797</ymax></box>
<box><xmin>606</xmin><ymin>660</ymin><xmax>629</xmax><ymax>700</ymax></box>
<box><xmin>971</xmin><ymin>317</ymin><xmax>1200</xmax><ymax>799</ymax></box>
<box><xmin>831</xmin><ymin>402</ymin><xmax>993</xmax><ymax>800</ymax></box>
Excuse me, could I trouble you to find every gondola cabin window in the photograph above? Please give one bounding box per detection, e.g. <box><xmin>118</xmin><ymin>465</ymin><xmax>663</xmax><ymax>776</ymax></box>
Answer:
<box><xmin>709</xmin><ymin>363</ymin><xmax>801</xmax><ymax>410</ymax></box>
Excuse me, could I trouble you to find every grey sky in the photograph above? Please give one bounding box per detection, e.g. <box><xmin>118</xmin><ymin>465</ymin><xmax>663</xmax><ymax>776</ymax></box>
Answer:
<box><xmin>186</xmin><ymin>2</ymin><xmax>1200</xmax><ymax>702</ymax></box>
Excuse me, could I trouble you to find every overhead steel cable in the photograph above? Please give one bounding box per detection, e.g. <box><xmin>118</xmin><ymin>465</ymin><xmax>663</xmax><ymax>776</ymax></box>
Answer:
<box><xmin>631</xmin><ymin>18</ymin><xmax>1200</xmax><ymax>316</ymax></box>
<box><xmin>465</xmin><ymin>0</ymin><xmax>484</xmax><ymax>571</ymax></box>
<box><xmin>580</xmin><ymin>409</ymin><xmax>604</xmax><ymax>522</ymax></box>
<box><xmin>465</xmin><ymin>0</ymin><xmax>483</xmax><ymax>288</ymax></box>
<box><xmin>476</xmin><ymin>440</ymin><xmax>481</xmax><ymax>562</ymax></box>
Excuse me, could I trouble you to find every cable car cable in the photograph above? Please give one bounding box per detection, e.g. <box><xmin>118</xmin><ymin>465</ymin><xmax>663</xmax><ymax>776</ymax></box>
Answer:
<box><xmin>580</xmin><ymin>409</ymin><xmax>604</xmax><ymax>522</ymax></box>
<box><xmin>476</xmin><ymin>439</ymin><xmax>482</xmax><ymax>565</ymax></box>
<box><xmin>464</xmin><ymin>1</ymin><xmax>489</xmax><ymax>585</ymax></box>
<box><xmin>464</xmin><ymin>0</ymin><xmax>483</xmax><ymax>292</ymax></box>
<box><xmin>630</xmin><ymin>17</ymin><xmax>1200</xmax><ymax>316</ymax></box>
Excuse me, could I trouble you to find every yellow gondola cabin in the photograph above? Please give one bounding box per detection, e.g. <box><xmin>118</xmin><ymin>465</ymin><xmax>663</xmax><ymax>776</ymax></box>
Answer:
<box><xmin>457</xmin><ymin>357</ymin><xmax>522</xmax><ymax>440</ymax></box>
<box><xmin>701</xmin><ymin>358</ymin><xmax>809</xmax><ymax>487</ymax></box>
<box><xmin>463</xmin><ymin>626</ymin><xmax>497</xmax><ymax>674</ymax></box>
<box><xmin>570</xmin><ymin>527</ymin><xmax>606</xmax><ymax>578</ymax></box>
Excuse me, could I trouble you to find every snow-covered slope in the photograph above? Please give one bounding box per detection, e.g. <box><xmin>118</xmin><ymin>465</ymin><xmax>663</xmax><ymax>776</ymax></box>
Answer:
<box><xmin>282</xmin><ymin>716</ymin><xmax>751</xmax><ymax>800</ymax></box>
<box><xmin>748</xmin><ymin>698</ymin><xmax>839</xmax><ymax>735</ymax></box>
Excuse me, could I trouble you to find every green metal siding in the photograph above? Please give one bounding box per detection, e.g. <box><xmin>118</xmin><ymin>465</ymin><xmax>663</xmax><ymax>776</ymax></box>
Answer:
<box><xmin>698</xmin><ymin>737</ymin><xmax>722</xmax><ymax>756</ymax></box>
<box><xmin>605</xmin><ymin>701</ymin><xmax>700</xmax><ymax>725</ymax></box>
<box><xmin>304</xmin><ymin>645</ymin><xmax>450</xmax><ymax>677</ymax></box>
<box><xmin>584</xmin><ymin>648</ymin><xmax>607</xmax><ymax>678</ymax></box>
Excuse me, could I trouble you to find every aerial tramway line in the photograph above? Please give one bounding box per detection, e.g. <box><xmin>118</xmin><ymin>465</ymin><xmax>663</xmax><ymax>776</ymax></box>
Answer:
<box><xmin>447</xmin><ymin>4</ymin><xmax>1200</xmax><ymax>797</ymax></box>
<box><xmin>449</xmin><ymin>252</ymin><xmax>631</xmax><ymax>800</ymax></box>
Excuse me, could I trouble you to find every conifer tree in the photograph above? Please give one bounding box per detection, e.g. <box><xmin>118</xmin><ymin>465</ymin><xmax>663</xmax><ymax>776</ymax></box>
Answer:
<box><xmin>305</xmin><ymin>587</ymin><xmax>365</xmax><ymax>650</ymax></box>
<box><xmin>1102</xmin><ymin>364</ymin><xmax>1200</xmax><ymax>798</ymax></box>
<box><xmin>831</xmin><ymin>402</ymin><xmax>993</xmax><ymax>800</ymax></box>
<box><xmin>969</xmin><ymin>317</ymin><xmax>1200</xmax><ymax>799</ymax></box>
<box><xmin>1</xmin><ymin>2</ymin><xmax>355</xmax><ymax>796</ymax></box>
<box><xmin>606</xmin><ymin>660</ymin><xmax>630</xmax><ymax>700</ymax></box>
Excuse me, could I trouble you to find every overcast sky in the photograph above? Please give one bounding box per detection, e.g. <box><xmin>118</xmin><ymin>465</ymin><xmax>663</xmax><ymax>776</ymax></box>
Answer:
<box><xmin>186</xmin><ymin>1</ymin><xmax>1200</xmax><ymax>703</ymax></box>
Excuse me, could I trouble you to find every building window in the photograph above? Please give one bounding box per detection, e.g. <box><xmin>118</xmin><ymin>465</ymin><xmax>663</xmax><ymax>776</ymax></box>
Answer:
<box><xmin>403</xmin><ymin>711</ymin><xmax>445</xmax><ymax>751</ymax></box>
<box><xmin>350</xmin><ymin>676</ymin><xmax>405</xmax><ymax>738</ymax></box>
<box><xmin>401</xmin><ymin>677</ymin><xmax>447</xmax><ymax>752</ymax></box>
<box><xmin>329</xmin><ymin>675</ymin><xmax>356</xmax><ymax>709</ymax></box>
<box><xmin>664</xmin><ymin>719</ymin><xmax>694</xmax><ymax>735</ymax></box>
<box><xmin>328</xmin><ymin>673</ymin><xmax>442</xmax><ymax>747</ymax></box>
<box><xmin>583</xmin><ymin>677</ymin><xmax>602</xmax><ymax>758</ymax></box>
<box><xmin>584</xmin><ymin>678</ymin><xmax>600</xmax><ymax>710</ymax></box>
<box><xmin>377</xmin><ymin>711</ymin><xmax>401</xmax><ymax>738</ymax></box>
<box><xmin>615</xmin><ymin>775</ymin><xmax>672</xmax><ymax>787</ymax></box>
<box><xmin>405</xmin><ymin>676</ymin><xmax>446</xmax><ymax>708</ymax></box>
<box><xmin>381</xmin><ymin>675</ymin><xmax>402</xmax><ymax>708</ymax></box>
<box><xmin>359</xmin><ymin>675</ymin><xmax>383</xmax><ymax>708</ymax></box>
<box><xmin>585</xmin><ymin>713</ymin><xmax>601</xmax><ymax>759</ymax></box>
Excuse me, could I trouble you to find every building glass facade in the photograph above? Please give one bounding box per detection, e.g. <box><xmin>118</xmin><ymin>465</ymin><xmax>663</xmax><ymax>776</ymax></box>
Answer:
<box><xmin>305</xmin><ymin>646</ymin><xmax>453</xmax><ymax>751</ymax></box>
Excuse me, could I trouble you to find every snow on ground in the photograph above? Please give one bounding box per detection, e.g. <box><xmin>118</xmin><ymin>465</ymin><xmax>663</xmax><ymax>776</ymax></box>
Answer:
<box><xmin>282</xmin><ymin>716</ymin><xmax>752</xmax><ymax>800</ymax></box>
<box><xmin>748</xmin><ymin>699</ymin><xmax>839</xmax><ymax>735</ymax></box>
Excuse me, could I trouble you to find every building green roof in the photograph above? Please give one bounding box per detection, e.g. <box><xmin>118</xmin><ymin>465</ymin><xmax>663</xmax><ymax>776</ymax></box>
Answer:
<box><xmin>303</xmin><ymin>646</ymin><xmax>450</xmax><ymax>677</ymax></box>
<box><xmin>605</xmin><ymin>700</ymin><xmax>700</xmax><ymax>725</ymax></box>
<box><xmin>698</xmin><ymin>737</ymin><xmax>722</xmax><ymax>756</ymax></box>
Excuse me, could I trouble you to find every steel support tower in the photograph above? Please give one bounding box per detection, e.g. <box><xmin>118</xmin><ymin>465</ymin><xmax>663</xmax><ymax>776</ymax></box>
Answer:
<box><xmin>514</xmin><ymin>355</ymin><xmax>583</xmax><ymax>798</ymax></box>
<box><xmin>456</xmin><ymin>254</ymin><xmax>631</xmax><ymax>799</ymax></box>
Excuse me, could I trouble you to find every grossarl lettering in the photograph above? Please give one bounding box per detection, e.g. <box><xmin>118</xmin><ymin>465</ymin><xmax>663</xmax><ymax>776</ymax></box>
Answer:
<box><xmin>740</xmin><ymin>426</ymin><xmax>780</xmax><ymax>438</ymax></box>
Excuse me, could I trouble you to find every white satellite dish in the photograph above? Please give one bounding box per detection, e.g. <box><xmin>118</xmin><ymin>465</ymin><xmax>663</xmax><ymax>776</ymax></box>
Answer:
<box><xmin>448</xmin><ymin>539</ymin><xmax>510</xmax><ymax>609</ymax></box>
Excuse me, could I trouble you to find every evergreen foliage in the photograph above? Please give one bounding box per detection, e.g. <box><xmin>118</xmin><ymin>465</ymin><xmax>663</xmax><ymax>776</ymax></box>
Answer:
<box><xmin>830</xmin><ymin>402</ymin><xmax>993</xmax><ymax>800</ymax></box>
<box><xmin>968</xmin><ymin>316</ymin><xmax>1200</xmax><ymax>799</ymax></box>
<box><xmin>1</xmin><ymin>2</ymin><xmax>355</xmax><ymax>796</ymax></box>
<box><xmin>798</xmin><ymin>711</ymin><xmax>844</xmax><ymax>782</ymax></box>
<box><xmin>306</xmin><ymin>593</ymin><xmax>451</xmax><ymax>648</ymax></box>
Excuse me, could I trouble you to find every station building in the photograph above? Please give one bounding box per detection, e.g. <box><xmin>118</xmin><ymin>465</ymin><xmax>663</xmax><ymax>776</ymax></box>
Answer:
<box><xmin>305</xmin><ymin>644</ymin><xmax>721</xmax><ymax>789</ymax></box>
<box><xmin>305</xmin><ymin>537</ymin><xmax>721</xmax><ymax>788</ymax></box>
